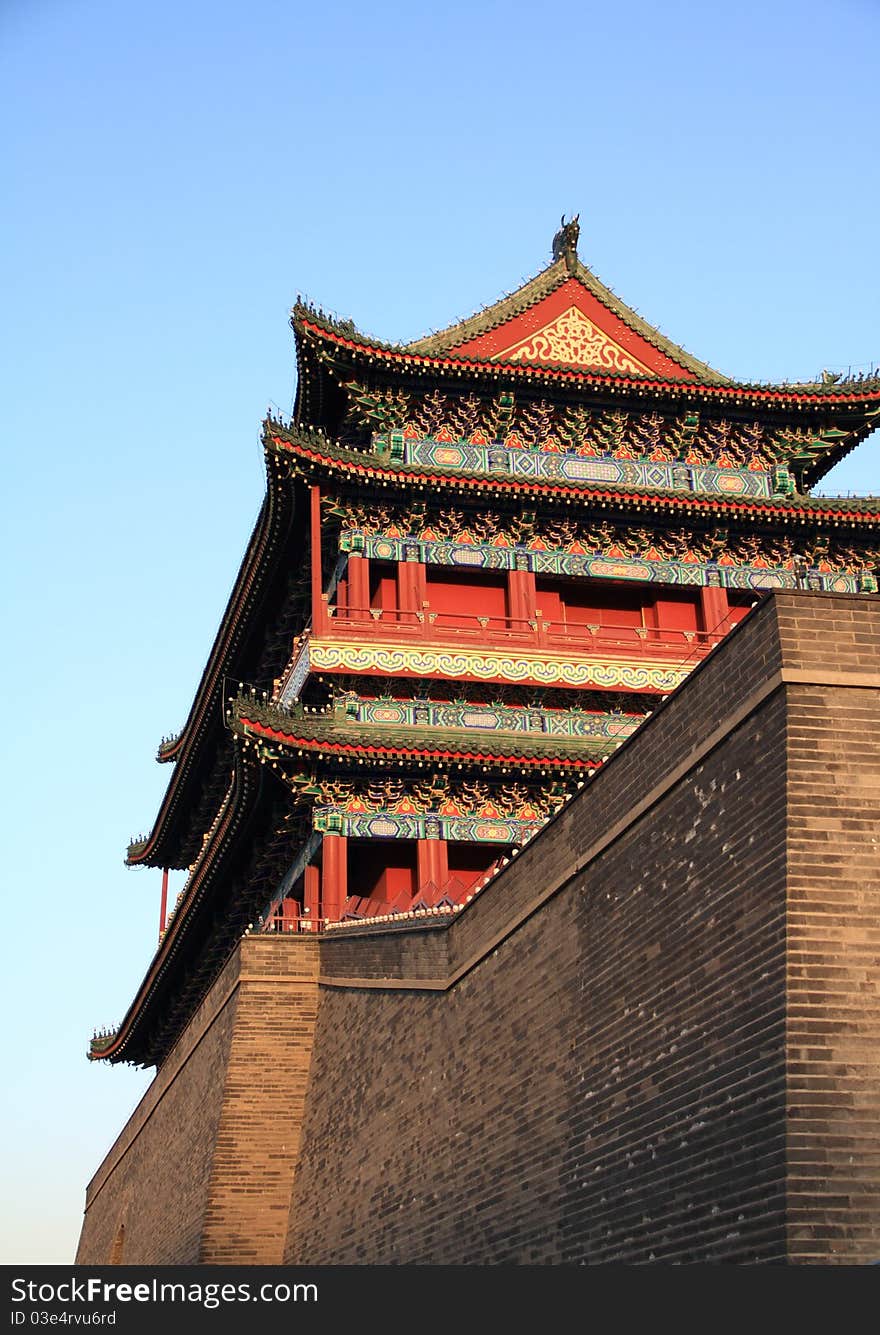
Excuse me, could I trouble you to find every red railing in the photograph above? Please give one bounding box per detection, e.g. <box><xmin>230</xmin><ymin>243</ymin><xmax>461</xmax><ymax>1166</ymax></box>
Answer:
<box><xmin>325</xmin><ymin>605</ymin><xmax>724</xmax><ymax>661</ymax></box>
<box><xmin>260</xmin><ymin>914</ymin><xmax>325</xmax><ymax>934</ymax></box>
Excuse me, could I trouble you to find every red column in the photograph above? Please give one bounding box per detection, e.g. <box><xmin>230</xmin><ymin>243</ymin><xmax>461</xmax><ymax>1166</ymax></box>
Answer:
<box><xmin>303</xmin><ymin>864</ymin><xmax>321</xmax><ymax>930</ymax></box>
<box><xmin>347</xmin><ymin>555</ymin><xmax>371</xmax><ymax>618</ymax></box>
<box><xmin>413</xmin><ymin>562</ymin><xmax>428</xmax><ymax>634</ymax></box>
<box><xmin>321</xmin><ymin>834</ymin><xmax>348</xmax><ymax>923</ymax></box>
<box><xmin>417</xmin><ymin>838</ymin><xmax>448</xmax><ymax>892</ymax></box>
<box><xmin>397</xmin><ymin>560</ymin><xmax>414</xmax><ymax>620</ymax></box>
<box><xmin>417</xmin><ymin>840</ymin><xmax>431</xmax><ymax>891</ymax></box>
<box><xmin>398</xmin><ymin>560</ymin><xmax>427</xmax><ymax>623</ymax></box>
<box><xmin>280</xmin><ymin>898</ymin><xmax>300</xmax><ymax>931</ymax></box>
<box><xmin>699</xmin><ymin>585</ymin><xmax>730</xmax><ymax>636</ymax></box>
<box><xmin>507</xmin><ymin>570</ymin><xmax>537</xmax><ymax>627</ymax></box>
<box><xmin>433</xmin><ymin>838</ymin><xmax>448</xmax><ymax>889</ymax></box>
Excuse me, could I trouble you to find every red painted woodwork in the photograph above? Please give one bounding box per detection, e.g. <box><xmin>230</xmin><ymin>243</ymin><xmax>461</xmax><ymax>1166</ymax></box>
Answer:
<box><xmin>347</xmin><ymin>555</ymin><xmax>370</xmax><ymax>614</ymax></box>
<box><xmin>446</xmin><ymin>842</ymin><xmax>508</xmax><ymax>896</ymax></box>
<box><xmin>699</xmin><ymin>585</ymin><xmax>731</xmax><ymax>634</ymax></box>
<box><xmin>417</xmin><ymin>837</ymin><xmax>449</xmax><ymax>892</ymax></box>
<box><xmin>323</xmin><ymin>566</ymin><xmax>726</xmax><ymax>693</ymax></box>
<box><xmin>336</xmin><ymin>562</ymin><xmax>734</xmax><ymax>659</ymax></box>
<box><xmin>447</xmin><ymin>278</ymin><xmax>698</xmax><ymax>380</ymax></box>
<box><xmin>370</xmin><ymin>567</ymin><xmax>398</xmax><ymax>613</ymax></box>
<box><xmin>506</xmin><ymin>569</ymin><xmax>537</xmax><ymax>623</ymax></box>
<box><xmin>535</xmin><ymin>578</ymin><xmax>701</xmax><ymax>635</ymax></box>
<box><xmin>349</xmin><ymin>839</ymin><xmax>418</xmax><ymax>901</ymax></box>
<box><xmin>425</xmin><ymin>571</ymin><xmax>508</xmax><ymax>623</ymax></box>
<box><xmin>304</xmin><ymin>864</ymin><xmax>320</xmax><ymax>925</ymax></box>
<box><xmin>537</xmin><ymin>578</ymin><xmax>647</xmax><ymax>627</ymax></box>
<box><xmin>373</xmin><ymin>866</ymin><xmax>415</xmax><ymax>899</ymax></box>
<box><xmin>652</xmin><ymin>597</ymin><xmax>698</xmax><ymax>632</ymax></box>
<box><xmin>321</xmin><ymin>834</ymin><xmax>348</xmax><ymax>922</ymax></box>
<box><xmin>397</xmin><ymin>560</ymin><xmax>427</xmax><ymax>622</ymax></box>
<box><xmin>272</xmin><ymin>897</ymin><xmax>300</xmax><ymax>930</ymax></box>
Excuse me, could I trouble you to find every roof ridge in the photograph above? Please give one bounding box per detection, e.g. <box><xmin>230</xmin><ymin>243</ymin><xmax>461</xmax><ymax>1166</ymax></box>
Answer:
<box><xmin>405</xmin><ymin>253</ymin><xmax>730</xmax><ymax>383</ymax></box>
<box><xmin>569</xmin><ymin>258</ymin><xmax>729</xmax><ymax>383</ymax></box>
<box><xmin>405</xmin><ymin>259</ymin><xmax>569</xmax><ymax>356</ymax></box>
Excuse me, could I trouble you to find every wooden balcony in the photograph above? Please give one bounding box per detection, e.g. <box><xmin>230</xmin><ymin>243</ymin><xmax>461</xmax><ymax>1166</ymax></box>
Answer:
<box><xmin>275</xmin><ymin>602</ymin><xmax>730</xmax><ymax>702</ymax></box>
<box><xmin>322</xmin><ymin>603</ymin><xmax>725</xmax><ymax>661</ymax></box>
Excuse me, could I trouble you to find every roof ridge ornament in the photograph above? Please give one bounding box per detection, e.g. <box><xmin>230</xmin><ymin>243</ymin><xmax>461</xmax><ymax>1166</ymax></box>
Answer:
<box><xmin>552</xmin><ymin>214</ymin><xmax>580</xmax><ymax>274</ymax></box>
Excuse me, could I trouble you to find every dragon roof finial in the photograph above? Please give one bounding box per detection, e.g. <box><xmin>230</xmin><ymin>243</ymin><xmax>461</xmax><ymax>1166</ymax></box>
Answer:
<box><xmin>552</xmin><ymin>214</ymin><xmax>580</xmax><ymax>273</ymax></box>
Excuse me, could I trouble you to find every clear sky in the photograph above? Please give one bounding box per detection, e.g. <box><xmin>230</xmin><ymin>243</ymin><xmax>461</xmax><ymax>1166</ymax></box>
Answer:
<box><xmin>1</xmin><ymin>0</ymin><xmax>878</xmax><ymax>1265</ymax></box>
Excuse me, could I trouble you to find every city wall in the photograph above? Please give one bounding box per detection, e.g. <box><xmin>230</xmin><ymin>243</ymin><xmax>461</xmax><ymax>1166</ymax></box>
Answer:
<box><xmin>77</xmin><ymin>593</ymin><xmax>880</xmax><ymax>1264</ymax></box>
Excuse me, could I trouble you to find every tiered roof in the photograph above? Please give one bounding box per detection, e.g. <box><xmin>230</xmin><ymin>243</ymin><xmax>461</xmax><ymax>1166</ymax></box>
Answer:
<box><xmin>97</xmin><ymin>225</ymin><xmax>880</xmax><ymax>1066</ymax></box>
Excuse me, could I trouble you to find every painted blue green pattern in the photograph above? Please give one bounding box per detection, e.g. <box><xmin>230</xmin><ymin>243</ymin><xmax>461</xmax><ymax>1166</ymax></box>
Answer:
<box><xmin>334</xmin><ymin>695</ymin><xmax>640</xmax><ymax>741</ymax></box>
<box><xmin>313</xmin><ymin>807</ymin><xmax>544</xmax><ymax>844</ymax></box>
<box><xmin>385</xmin><ymin>435</ymin><xmax>777</xmax><ymax>499</ymax></box>
<box><xmin>340</xmin><ymin>531</ymin><xmax>863</xmax><ymax>595</ymax></box>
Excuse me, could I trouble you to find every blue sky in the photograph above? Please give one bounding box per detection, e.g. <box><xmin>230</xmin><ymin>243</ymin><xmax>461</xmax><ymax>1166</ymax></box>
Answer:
<box><xmin>1</xmin><ymin>0</ymin><xmax>878</xmax><ymax>1264</ymax></box>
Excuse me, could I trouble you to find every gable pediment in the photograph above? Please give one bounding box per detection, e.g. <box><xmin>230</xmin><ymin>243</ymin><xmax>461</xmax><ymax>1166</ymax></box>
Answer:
<box><xmin>442</xmin><ymin>277</ymin><xmax>698</xmax><ymax>380</ymax></box>
<box><xmin>496</xmin><ymin>304</ymin><xmax>653</xmax><ymax>375</ymax></box>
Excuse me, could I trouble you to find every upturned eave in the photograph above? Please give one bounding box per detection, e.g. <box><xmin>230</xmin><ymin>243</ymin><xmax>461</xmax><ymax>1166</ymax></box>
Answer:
<box><xmin>125</xmin><ymin>446</ymin><xmax>301</xmax><ymax>870</ymax></box>
<box><xmin>230</xmin><ymin>699</ymin><xmax>611</xmax><ymax>771</ymax></box>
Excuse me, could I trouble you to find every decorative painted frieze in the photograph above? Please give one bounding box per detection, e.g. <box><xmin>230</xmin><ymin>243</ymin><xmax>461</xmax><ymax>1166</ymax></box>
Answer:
<box><xmin>497</xmin><ymin>305</ymin><xmax>651</xmax><ymax>375</ymax></box>
<box><xmin>315</xmin><ymin>774</ymin><xmax>563</xmax><ymax>815</ymax></box>
<box><xmin>334</xmin><ymin>695</ymin><xmax>640</xmax><ymax>742</ymax></box>
<box><xmin>394</xmin><ymin>435</ymin><xmax>777</xmax><ymax>499</ymax></box>
<box><xmin>309</xmin><ymin>775</ymin><xmax>566</xmax><ymax>844</ymax></box>
<box><xmin>313</xmin><ymin>807</ymin><xmax>544</xmax><ymax>844</ymax></box>
<box><xmin>340</xmin><ymin>531</ymin><xmax>864</xmax><ymax>595</ymax></box>
<box><xmin>345</xmin><ymin>389</ymin><xmax>803</xmax><ymax>469</ymax></box>
<box><xmin>337</xmin><ymin>499</ymin><xmax>880</xmax><ymax>580</ymax></box>
<box><xmin>307</xmin><ymin>640</ymin><xmax>689</xmax><ymax>692</ymax></box>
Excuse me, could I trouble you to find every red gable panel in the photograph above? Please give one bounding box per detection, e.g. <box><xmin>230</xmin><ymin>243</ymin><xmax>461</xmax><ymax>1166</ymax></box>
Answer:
<box><xmin>448</xmin><ymin>278</ymin><xmax>698</xmax><ymax>380</ymax></box>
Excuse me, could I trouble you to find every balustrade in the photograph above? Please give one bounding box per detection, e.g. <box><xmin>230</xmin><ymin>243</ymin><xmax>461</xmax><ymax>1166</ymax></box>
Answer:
<box><xmin>324</xmin><ymin>603</ymin><xmax>724</xmax><ymax>660</ymax></box>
